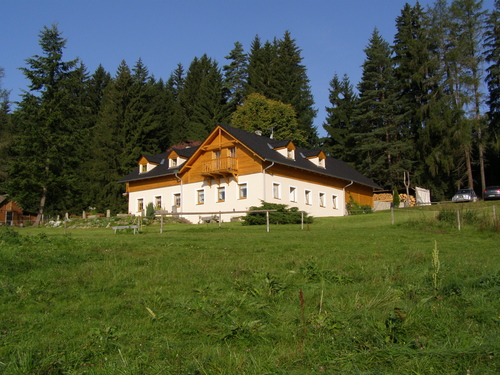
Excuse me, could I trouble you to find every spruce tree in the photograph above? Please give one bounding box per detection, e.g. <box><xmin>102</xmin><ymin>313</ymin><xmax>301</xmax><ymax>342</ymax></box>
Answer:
<box><xmin>5</xmin><ymin>25</ymin><xmax>82</xmax><ymax>224</ymax></box>
<box><xmin>223</xmin><ymin>41</ymin><xmax>248</xmax><ymax>113</ymax></box>
<box><xmin>0</xmin><ymin>68</ymin><xmax>12</xmax><ymax>189</ymax></box>
<box><xmin>179</xmin><ymin>54</ymin><xmax>229</xmax><ymax>140</ymax></box>
<box><xmin>449</xmin><ymin>0</ymin><xmax>488</xmax><ymax>192</ymax></box>
<box><xmin>245</xmin><ymin>32</ymin><xmax>318</xmax><ymax>147</ymax></box>
<box><xmin>352</xmin><ymin>29</ymin><xmax>409</xmax><ymax>188</ymax></box>
<box><xmin>85</xmin><ymin>60</ymin><xmax>133</xmax><ymax>213</ymax></box>
<box><xmin>483</xmin><ymin>0</ymin><xmax>500</xmax><ymax>185</ymax></box>
<box><xmin>322</xmin><ymin>74</ymin><xmax>357</xmax><ymax>160</ymax></box>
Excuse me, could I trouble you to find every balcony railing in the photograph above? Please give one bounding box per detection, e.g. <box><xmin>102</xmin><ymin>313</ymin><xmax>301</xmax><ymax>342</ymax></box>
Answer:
<box><xmin>202</xmin><ymin>157</ymin><xmax>238</xmax><ymax>174</ymax></box>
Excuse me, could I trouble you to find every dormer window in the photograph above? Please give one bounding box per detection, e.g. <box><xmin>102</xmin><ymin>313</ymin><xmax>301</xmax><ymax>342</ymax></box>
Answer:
<box><xmin>287</xmin><ymin>148</ymin><xmax>294</xmax><ymax>159</ymax></box>
<box><xmin>170</xmin><ymin>158</ymin><xmax>177</xmax><ymax>168</ymax></box>
<box><xmin>141</xmin><ymin>164</ymin><xmax>147</xmax><ymax>173</ymax></box>
<box><xmin>318</xmin><ymin>158</ymin><xmax>325</xmax><ymax>168</ymax></box>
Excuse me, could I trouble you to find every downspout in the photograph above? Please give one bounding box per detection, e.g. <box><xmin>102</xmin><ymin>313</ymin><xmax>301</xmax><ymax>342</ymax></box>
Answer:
<box><xmin>342</xmin><ymin>180</ymin><xmax>354</xmax><ymax>216</ymax></box>
<box><xmin>263</xmin><ymin>161</ymin><xmax>275</xmax><ymax>202</ymax></box>
<box><xmin>174</xmin><ymin>170</ymin><xmax>183</xmax><ymax>213</ymax></box>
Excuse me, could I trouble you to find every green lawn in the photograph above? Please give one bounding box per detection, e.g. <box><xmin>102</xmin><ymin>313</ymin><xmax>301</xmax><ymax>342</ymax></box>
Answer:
<box><xmin>1</xmin><ymin>205</ymin><xmax>499</xmax><ymax>374</ymax></box>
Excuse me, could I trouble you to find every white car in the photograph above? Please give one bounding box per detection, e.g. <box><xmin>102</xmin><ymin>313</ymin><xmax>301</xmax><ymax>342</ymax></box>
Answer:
<box><xmin>452</xmin><ymin>189</ymin><xmax>478</xmax><ymax>203</ymax></box>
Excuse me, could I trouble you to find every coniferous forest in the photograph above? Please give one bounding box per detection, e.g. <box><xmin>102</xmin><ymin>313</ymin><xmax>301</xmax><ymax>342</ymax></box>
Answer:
<box><xmin>0</xmin><ymin>0</ymin><xmax>499</xmax><ymax>221</ymax></box>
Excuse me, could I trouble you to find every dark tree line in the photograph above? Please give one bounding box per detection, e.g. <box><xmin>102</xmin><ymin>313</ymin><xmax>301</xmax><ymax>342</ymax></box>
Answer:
<box><xmin>323</xmin><ymin>0</ymin><xmax>500</xmax><ymax>200</ymax></box>
<box><xmin>0</xmin><ymin>0</ymin><xmax>499</xmax><ymax>220</ymax></box>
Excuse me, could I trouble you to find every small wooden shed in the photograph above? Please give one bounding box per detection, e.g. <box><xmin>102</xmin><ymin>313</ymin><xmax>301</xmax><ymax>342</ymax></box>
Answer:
<box><xmin>0</xmin><ymin>195</ymin><xmax>36</xmax><ymax>226</ymax></box>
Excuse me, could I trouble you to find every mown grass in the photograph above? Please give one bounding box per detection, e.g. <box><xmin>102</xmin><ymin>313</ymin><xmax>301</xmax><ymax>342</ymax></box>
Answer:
<box><xmin>0</xmin><ymin>205</ymin><xmax>499</xmax><ymax>374</ymax></box>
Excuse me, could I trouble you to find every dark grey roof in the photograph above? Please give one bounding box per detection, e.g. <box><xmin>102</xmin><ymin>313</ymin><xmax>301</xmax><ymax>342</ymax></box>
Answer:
<box><xmin>119</xmin><ymin>147</ymin><xmax>199</xmax><ymax>183</ymax></box>
<box><xmin>219</xmin><ymin>124</ymin><xmax>381</xmax><ymax>189</ymax></box>
<box><xmin>120</xmin><ymin>124</ymin><xmax>380</xmax><ymax>189</ymax></box>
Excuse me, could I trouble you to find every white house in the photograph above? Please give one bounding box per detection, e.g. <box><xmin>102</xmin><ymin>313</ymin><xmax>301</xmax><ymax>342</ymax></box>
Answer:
<box><xmin>119</xmin><ymin>124</ymin><xmax>380</xmax><ymax>221</ymax></box>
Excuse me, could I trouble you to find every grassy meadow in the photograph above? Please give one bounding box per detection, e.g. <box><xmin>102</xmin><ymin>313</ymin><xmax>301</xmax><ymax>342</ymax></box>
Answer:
<box><xmin>0</xmin><ymin>204</ymin><xmax>499</xmax><ymax>374</ymax></box>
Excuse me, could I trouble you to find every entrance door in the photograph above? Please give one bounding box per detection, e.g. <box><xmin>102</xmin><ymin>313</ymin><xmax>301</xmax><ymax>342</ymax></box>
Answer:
<box><xmin>6</xmin><ymin>211</ymin><xmax>13</xmax><ymax>226</ymax></box>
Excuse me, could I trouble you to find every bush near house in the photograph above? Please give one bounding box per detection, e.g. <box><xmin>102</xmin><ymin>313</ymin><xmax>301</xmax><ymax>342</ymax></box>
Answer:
<box><xmin>243</xmin><ymin>201</ymin><xmax>314</xmax><ymax>225</ymax></box>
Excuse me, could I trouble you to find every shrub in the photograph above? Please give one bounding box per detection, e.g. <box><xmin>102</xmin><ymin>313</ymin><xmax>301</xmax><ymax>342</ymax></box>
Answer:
<box><xmin>346</xmin><ymin>195</ymin><xmax>373</xmax><ymax>215</ymax></box>
<box><xmin>146</xmin><ymin>202</ymin><xmax>155</xmax><ymax>219</ymax></box>
<box><xmin>242</xmin><ymin>201</ymin><xmax>313</xmax><ymax>225</ymax></box>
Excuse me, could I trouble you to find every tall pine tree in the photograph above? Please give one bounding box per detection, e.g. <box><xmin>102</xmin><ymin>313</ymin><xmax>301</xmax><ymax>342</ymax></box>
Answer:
<box><xmin>322</xmin><ymin>74</ymin><xmax>357</xmax><ymax>160</ymax></box>
<box><xmin>6</xmin><ymin>25</ymin><xmax>82</xmax><ymax>224</ymax></box>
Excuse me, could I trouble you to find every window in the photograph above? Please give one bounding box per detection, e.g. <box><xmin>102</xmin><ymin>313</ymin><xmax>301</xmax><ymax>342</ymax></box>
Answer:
<box><xmin>170</xmin><ymin>158</ymin><xmax>177</xmax><ymax>167</ymax></box>
<box><xmin>174</xmin><ymin>193</ymin><xmax>181</xmax><ymax>208</ymax></box>
<box><xmin>332</xmin><ymin>195</ymin><xmax>337</xmax><ymax>209</ymax></box>
<box><xmin>141</xmin><ymin>164</ymin><xmax>147</xmax><ymax>173</ymax></box>
<box><xmin>214</xmin><ymin>150</ymin><xmax>221</xmax><ymax>159</ymax></box>
<box><xmin>287</xmin><ymin>148</ymin><xmax>294</xmax><ymax>159</ymax></box>
<box><xmin>273</xmin><ymin>183</ymin><xmax>281</xmax><ymax>199</ymax></box>
<box><xmin>229</xmin><ymin>147</ymin><xmax>236</xmax><ymax>158</ymax></box>
<box><xmin>289</xmin><ymin>186</ymin><xmax>297</xmax><ymax>202</ymax></box>
<box><xmin>155</xmin><ymin>196</ymin><xmax>162</xmax><ymax>209</ymax></box>
<box><xmin>137</xmin><ymin>198</ymin><xmax>144</xmax><ymax>212</ymax></box>
<box><xmin>197</xmin><ymin>189</ymin><xmax>205</xmax><ymax>205</ymax></box>
<box><xmin>218</xmin><ymin>187</ymin><xmax>225</xmax><ymax>202</ymax></box>
<box><xmin>319</xmin><ymin>158</ymin><xmax>325</xmax><ymax>168</ymax></box>
<box><xmin>319</xmin><ymin>192</ymin><xmax>325</xmax><ymax>207</ymax></box>
<box><xmin>305</xmin><ymin>190</ymin><xmax>312</xmax><ymax>205</ymax></box>
<box><xmin>239</xmin><ymin>183</ymin><xmax>248</xmax><ymax>199</ymax></box>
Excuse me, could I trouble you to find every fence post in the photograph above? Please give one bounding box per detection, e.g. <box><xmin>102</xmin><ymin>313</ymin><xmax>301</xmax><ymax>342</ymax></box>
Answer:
<box><xmin>493</xmin><ymin>205</ymin><xmax>497</xmax><ymax>228</ymax></box>
<box><xmin>457</xmin><ymin>209</ymin><xmax>461</xmax><ymax>231</ymax></box>
<box><xmin>266</xmin><ymin>211</ymin><xmax>270</xmax><ymax>233</ymax></box>
<box><xmin>391</xmin><ymin>207</ymin><xmax>394</xmax><ymax>225</ymax></box>
<box><xmin>218</xmin><ymin>211</ymin><xmax>222</xmax><ymax>229</ymax></box>
<box><xmin>301</xmin><ymin>211</ymin><xmax>304</xmax><ymax>230</ymax></box>
<box><xmin>160</xmin><ymin>214</ymin><xmax>163</xmax><ymax>234</ymax></box>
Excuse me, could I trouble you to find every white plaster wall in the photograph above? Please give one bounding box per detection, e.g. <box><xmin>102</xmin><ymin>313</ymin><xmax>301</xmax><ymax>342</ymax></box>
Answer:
<box><xmin>127</xmin><ymin>171</ymin><xmax>347</xmax><ymax>220</ymax></box>
<box><xmin>263</xmin><ymin>174</ymin><xmax>346</xmax><ymax>217</ymax></box>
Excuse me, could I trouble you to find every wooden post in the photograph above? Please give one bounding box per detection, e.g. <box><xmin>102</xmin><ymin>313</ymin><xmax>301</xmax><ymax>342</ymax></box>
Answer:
<box><xmin>493</xmin><ymin>205</ymin><xmax>497</xmax><ymax>228</ymax></box>
<box><xmin>82</xmin><ymin>211</ymin><xmax>86</xmax><ymax>219</ymax></box>
<box><xmin>64</xmin><ymin>218</ymin><xmax>67</xmax><ymax>235</ymax></box>
<box><xmin>160</xmin><ymin>214</ymin><xmax>163</xmax><ymax>234</ymax></box>
<box><xmin>218</xmin><ymin>211</ymin><xmax>222</xmax><ymax>229</ymax></box>
<box><xmin>266</xmin><ymin>211</ymin><xmax>270</xmax><ymax>233</ymax></box>
<box><xmin>301</xmin><ymin>211</ymin><xmax>304</xmax><ymax>230</ymax></box>
<box><xmin>457</xmin><ymin>210</ymin><xmax>461</xmax><ymax>231</ymax></box>
<box><xmin>106</xmin><ymin>209</ymin><xmax>110</xmax><ymax>218</ymax></box>
<box><xmin>391</xmin><ymin>207</ymin><xmax>394</xmax><ymax>225</ymax></box>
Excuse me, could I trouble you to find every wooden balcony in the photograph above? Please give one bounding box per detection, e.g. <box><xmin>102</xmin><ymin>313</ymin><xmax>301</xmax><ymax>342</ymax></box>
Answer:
<box><xmin>201</xmin><ymin>157</ymin><xmax>238</xmax><ymax>185</ymax></box>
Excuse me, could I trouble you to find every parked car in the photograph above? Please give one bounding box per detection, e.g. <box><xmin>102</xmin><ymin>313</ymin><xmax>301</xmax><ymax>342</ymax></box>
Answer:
<box><xmin>452</xmin><ymin>189</ymin><xmax>478</xmax><ymax>203</ymax></box>
<box><xmin>484</xmin><ymin>186</ymin><xmax>500</xmax><ymax>200</ymax></box>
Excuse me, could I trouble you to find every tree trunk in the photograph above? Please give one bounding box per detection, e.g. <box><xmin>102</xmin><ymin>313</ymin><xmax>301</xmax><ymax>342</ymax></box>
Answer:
<box><xmin>34</xmin><ymin>185</ymin><xmax>47</xmax><ymax>227</ymax></box>
<box><xmin>465</xmin><ymin>149</ymin><xmax>474</xmax><ymax>190</ymax></box>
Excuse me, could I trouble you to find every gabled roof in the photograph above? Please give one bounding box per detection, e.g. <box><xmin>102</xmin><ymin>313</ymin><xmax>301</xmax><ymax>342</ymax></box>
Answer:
<box><xmin>119</xmin><ymin>124</ymin><xmax>380</xmax><ymax>189</ymax></box>
<box><xmin>218</xmin><ymin>124</ymin><xmax>380</xmax><ymax>189</ymax></box>
<box><xmin>119</xmin><ymin>147</ymin><xmax>199</xmax><ymax>183</ymax></box>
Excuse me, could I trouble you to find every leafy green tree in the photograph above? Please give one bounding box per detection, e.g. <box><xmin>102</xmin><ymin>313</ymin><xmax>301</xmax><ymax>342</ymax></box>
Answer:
<box><xmin>231</xmin><ymin>93</ymin><xmax>306</xmax><ymax>145</ymax></box>
<box><xmin>5</xmin><ymin>25</ymin><xmax>82</xmax><ymax>224</ymax></box>
<box><xmin>223</xmin><ymin>41</ymin><xmax>248</xmax><ymax>113</ymax></box>
<box><xmin>322</xmin><ymin>73</ymin><xmax>357</xmax><ymax>160</ymax></box>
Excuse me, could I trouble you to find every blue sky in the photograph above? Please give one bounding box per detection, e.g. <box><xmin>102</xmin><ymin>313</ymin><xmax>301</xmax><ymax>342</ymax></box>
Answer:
<box><xmin>1</xmin><ymin>0</ymin><xmax>495</xmax><ymax>137</ymax></box>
